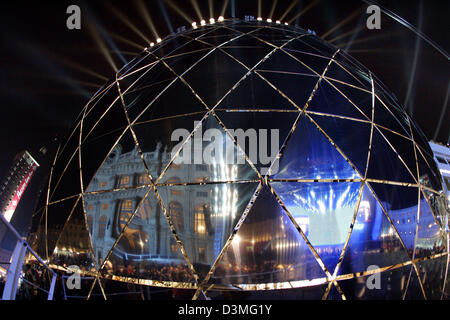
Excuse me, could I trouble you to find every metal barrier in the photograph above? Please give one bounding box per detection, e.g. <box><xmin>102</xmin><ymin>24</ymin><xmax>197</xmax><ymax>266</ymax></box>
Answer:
<box><xmin>0</xmin><ymin>213</ymin><xmax>57</xmax><ymax>300</ymax></box>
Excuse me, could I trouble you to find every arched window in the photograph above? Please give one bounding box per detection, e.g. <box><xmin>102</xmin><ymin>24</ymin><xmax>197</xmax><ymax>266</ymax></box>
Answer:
<box><xmin>137</xmin><ymin>173</ymin><xmax>151</xmax><ymax>186</ymax></box>
<box><xmin>137</xmin><ymin>197</ymin><xmax>151</xmax><ymax>222</ymax></box>
<box><xmin>118</xmin><ymin>199</ymin><xmax>134</xmax><ymax>231</ymax></box>
<box><xmin>169</xmin><ymin>201</ymin><xmax>184</xmax><ymax>232</ymax></box>
<box><xmin>194</xmin><ymin>205</ymin><xmax>207</xmax><ymax>235</ymax></box>
<box><xmin>98</xmin><ymin>216</ymin><xmax>107</xmax><ymax>239</ymax></box>
<box><xmin>117</xmin><ymin>175</ymin><xmax>131</xmax><ymax>188</ymax></box>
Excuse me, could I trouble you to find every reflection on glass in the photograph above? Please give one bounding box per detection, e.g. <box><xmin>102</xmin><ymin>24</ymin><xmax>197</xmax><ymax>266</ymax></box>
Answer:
<box><xmin>272</xmin><ymin>182</ymin><xmax>360</xmax><ymax>273</ymax></box>
<box><xmin>339</xmin><ymin>185</ymin><xmax>410</xmax><ymax>275</ymax></box>
<box><xmin>159</xmin><ymin>182</ymin><xmax>259</xmax><ymax>279</ymax></box>
<box><xmin>210</xmin><ymin>186</ymin><xmax>325</xmax><ymax>285</ymax></box>
<box><xmin>271</xmin><ymin>116</ymin><xmax>359</xmax><ymax>180</ymax></box>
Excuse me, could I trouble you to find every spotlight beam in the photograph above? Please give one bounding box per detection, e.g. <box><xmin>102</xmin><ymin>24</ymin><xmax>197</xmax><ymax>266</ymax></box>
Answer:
<box><xmin>269</xmin><ymin>0</ymin><xmax>278</xmax><ymax>19</ymax></box>
<box><xmin>166</xmin><ymin>0</ymin><xmax>192</xmax><ymax>24</ymax></box>
<box><xmin>433</xmin><ymin>80</ymin><xmax>450</xmax><ymax>141</ymax></box>
<box><xmin>279</xmin><ymin>0</ymin><xmax>299</xmax><ymax>21</ymax></box>
<box><xmin>328</xmin><ymin>25</ymin><xmax>365</xmax><ymax>44</ymax></box>
<box><xmin>220</xmin><ymin>0</ymin><xmax>230</xmax><ymax>17</ymax></box>
<box><xmin>288</xmin><ymin>0</ymin><xmax>320</xmax><ymax>24</ymax></box>
<box><xmin>257</xmin><ymin>0</ymin><xmax>261</xmax><ymax>18</ymax></box>
<box><xmin>404</xmin><ymin>0</ymin><xmax>423</xmax><ymax>115</ymax></box>
<box><xmin>208</xmin><ymin>0</ymin><xmax>214</xmax><ymax>19</ymax></box>
<box><xmin>108</xmin><ymin>31</ymin><xmax>146</xmax><ymax>50</ymax></box>
<box><xmin>107</xmin><ymin>4</ymin><xmax>151</xmax><ymax>44</ymax></box>
<box><xmin>361</xmin><ymin>0</ymin><xmax>449</xmax><ymax>61</ymax></box>
<box><xmin>190</xmin><ymin>0</ymin><xmax>203</xmax><ymax>20</ymax></box>
<box><xmin>86</xmin><ymin>21</ymin><xmax>118</xmax><ymax>72</ymax></box>
<box><xmin>157</xmin><ymin>0</ymin><xmax>174</xmax><ymax>34</ymax></box>
<box><xmin>53</xmin><ymin>56</ymin><xmax>108</xmax><ymax>81</ymax></box>
<box><xmin>321</xmin><ymin>7</ymin><xmax>362</xmax><ymax>39</ymax></box>
<box><xmin>136</xmin><ymin>0</ymin><xmax>159</xmax><ymax>39</ymax></box>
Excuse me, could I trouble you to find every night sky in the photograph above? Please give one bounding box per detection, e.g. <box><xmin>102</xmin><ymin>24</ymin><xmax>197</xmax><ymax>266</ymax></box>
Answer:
<box><xmin>0</xmin><ymin>0</ymin><xmax>448</xmax><ymax>235</ymax></box>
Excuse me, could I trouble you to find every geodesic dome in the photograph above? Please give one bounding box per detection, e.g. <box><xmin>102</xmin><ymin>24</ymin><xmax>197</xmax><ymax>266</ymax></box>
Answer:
<box><xmin>30</xmin><ymin>19</ymin><xmax>449</xmax><ymax>300</ymax></box>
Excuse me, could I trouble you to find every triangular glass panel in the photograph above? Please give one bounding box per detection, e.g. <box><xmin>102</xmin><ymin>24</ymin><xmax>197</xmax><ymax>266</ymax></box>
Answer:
<box><xmin>373</xmin><ymin>96</ymin><xmax>411</xmax><ymax>138</ymax></box>
<box><xmin>150</xmin><ymin>36</ymin><xmax>192</xmax><ymax>58</ymax></box>
<box><xmin>97</xmin><ymin>188</ymin><xmax>197</xmax><ymax>284</ymax></box>
<box><xmin>339</xmin><ymin>265</ymin><xmax>414</xmax><ymax>300</ymax></box>
<box><xmin>297</xmin><ymin>36</ymin><xmax>336</xmax><ymax>58</ymax></box>
<box><xmin>133</xmin><ymin>113</ymin><xmax>207</xmax><ymax>181</ymax></box>
<box><xmin>131</xmin><ymin>78</ymin><xmax>209</xmax><ymax>125</ymax></box>
<box><xmin>49</xmin><ymin>149</ymin><xmax>82</xmax><ymax>203</ymax></box>
<box><xmin>41</xmin><ymin>197</ymin><xmax>80</xmax><ymax>260</ymax></box>
<box><xmin>272</xmin><ymin>181</ymin><xmax>361</xmax><ymax>274</ymax></box>
<box><xmin>416</xmin><ymin>256</ymin><xmax>447</xmax><ymax>300</ymax></box>
<box><xmin>215</xmin><ymin>111</ymin><xmax>298</xmax><ymax>176</ymax></box>
<box><xmin>368</xmin><ymin>182</ymin><xmax>419</xmax><ymax>257</ymax></box>
<box><xmin>416</xmin><ymin>146</ymin><xmax>444</xmax><ymax>192</ymax></box>
<box><xmin>82</xmin><ymin>128</ymin><xmax>136</xmax><ymax>192</ymax></box>
<box><xmin>83</xmin><ymin>84</ymin><xmax>121</xmax><ymax>131</ymax></box>
<box><xmin>283</xmin><ymin>48</ymin><xmax>331</xmax><ymax>75</ymax></box>
<box><xmin>117</xmin><ymin>57</ymin><xmax>159</xmax><ymax>94</ymax></box>
<box><xmin>307</xmin><ymin>80</ymin><xmax>369</xmax><ymax>120</ymax></box>
<box><xmin>158</xmin><ymin>181</ymin><xmax>259</xmax><ymax>281</ymax></box>
<box><xmin>208</xmin><ymin>186</ymin><xmax>326</xmax><ymax>285</ymax></box>
<box><xmin>414</xmin><ymin>192</ymin><xmax>445</xmax><ymax>259</ymax></box>
<box><xmin>324</xmin><ymin>79</ymin><xmax>373</xmax><ymax>119</ymax></box>
<box><xmin>50</xmin><ymin>198</ymin><xmax>96</xmax><ymax>269</ymax></box>
<box><xmin>221</xmin><ymin>34</ymin><xmax>274</xmax><ymax>69</ymax></box>
<box><xmin>325</xmin><ymin>61</ymin><xmax>370</xmax><ymax>90</ymax></box>
<box><xmin>422</xmin><ymin>189</ymin><xmax>447</xmax><ymax>231</ymax></box>
<box><xmin>327</xmin><ymin>283</ymin><xmax>342</xmax><ymax>300</ymax></box>
<box><xmin>404</xmin><ymin>267</ymin><xmax>425</xmax><ymax>300</ymax></box>
<box><xmin>183</xmin><ymin>49</ymin><xmax>249</xmax><ymax>108</ymax></box>
<box><xmin>256</xmin><ymin>49</ymin><xmax>316</xmax><ymax>76</ymax></box>
<box><xmin>366</xmin><ymin>128</ymin><xmax>417</xmax><ymax>184</ymax></box>
<box><xmin>338</xmin><ymin>184</ymin><xmax>410</xmax><ymax>276</ymax></box>
<box><xmin>252</xmin><ymin>27</ymin><xmax>301</xmax><ymax>45</ymax></box>
<box><xmin>155</xmin><ymin>114</ymin><xmax>259</xmax><ymax>184</ymax></box>
<box><xmin>215</xmin><ymin>72</ymin><xmax>299</xmax><ymax>111</ymax></box>
<box><xmin>164</xmin><ymin>49</ymin><xmax>213</xmax><ymax>76</ymax></box>
<box><xmin>257</xmin><ymin>71</ymin><xmax>319</xmax><ymax>110</ymax></box>
<box><xmin>117</xmin><ymin>51</ymin><xmax>158</xmax><ymax>79</ymax></box>
<box><xmin>271</xmin><ymin>115</ymin><xmax>359</xmax><ymax>180</ymax></box>
<box><xmin>166</xmin><ymin>38</ymin><xmax>214</xmax><ymax>57</ymax></box>
<box><xmin>308</xmin><ymin>114</ymin><xmax>371</xmax><ymax>177</ymax></box>
<box><xmin>409</xmin><ymin>117</ymin><xmax>434</xmax><ymax>157</ymax></box>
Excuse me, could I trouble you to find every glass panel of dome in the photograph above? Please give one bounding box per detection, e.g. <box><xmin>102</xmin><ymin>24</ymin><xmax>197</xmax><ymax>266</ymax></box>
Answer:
<box><xmin>94</xmin><ymin>187</ymin><xmax>197</xmax><ymax>284</ymax></box>
<box><xmin>271</xmin><ymin>181</ymin><xmax>361</xmax><ymax>274</ymax></box>
<box><xmin>49</xmin><ymin>151</ymin><xmax>82</xmax><ymax>203</ymax></box>
<box><xmin>200</xmin><ymin>33</ymin><xmax>242</xmax><ymax>46</ymax></box>
<box><xmin>416</xmin><ymin>256</ymin><xmax>447</xmax><ymax>300</ymax></box>
<box><xmin>307</xmin><ymin>80</ymin><xmax>370</xmax><ymax>121</ymax></box>
<box><xmin>256</xmin><ymin>49</ymin><xmax>317</xmax><ymax>76</ymax></box>
<box><xmin>422</xmin><ymin>189</ymin><xmax>447</xmax><ymax>230</ymax></box>
<box><xmin>368</xmin><ymin>183</ymin><xmax>419</xmax><ymax>256</ymax></box>
<box><xmin>146</xmin><ymin>114</ymin><xmax>258</xmax><ymax>184</ymax></box>
<box><xmin>215</xmin><ymin>72</ymin><xmax>300</xmax><ymax>111</ymax></box>
<box><xmin>183</xmin><ymin>49</ymin><xmax>249</xmax><ymax>108</ymax></box>
<box><xmin>83</xmin><ymin>82</ymin><xmax>118</xmax><ymax>122</ymax></box>
<box><xmin>338</xmin><ymin>184</ymin><xmax>410</xmax><ymax>276</ymax></box>
<box><xmin>375</xmin><ymin>127</ymin><xmax>417</xmax><ymax>178</ymax></box>
<box><xmin>38</xmin><ymin>197</ymin><xmax>80</xmax><ymax>260</ymax></box>
<box><xmin>308</xmin><ymin>114</ymin><xmax>371</xmax><ymax>177</ymax></box>
<box><xmin>416</xmin><ymin>146</ymin><xmax>444</xmax><ymax>192</ymax></box>
<box><xmin>338</xmin><ymin>265</ymin><xmax>413</xmax><ymax>300</ymax></box>
<box><xmin>164</xmin><ymin>49</ymin><xmax>215</xmax><ymax>76</ymax></box>
<box><xmin>256</xmin><ymin>72</ymin><xmax>320</xmax><ymax>110</ymax></box>
<box><xmin>403</xmin><ymin>267</ymin><xmax>425</xmax><ymax>300</ymax></box>
<box><xmin>215</xmin><ymin>111</ymin><xmax>298</xmax><ymax>175</ymax></box>
<box><xmin>326</xmin><ymin>284</ymin><xmax>342</xmax><ymax>300</ymax></box>
<box><xmin>221</xmin><ymin>35</ymin><xmax>274</xmax><ymax>69</ymax></box>
<box><xmin>409</xmin><ymin>118</ymin><xmax>434</xmax><ymax>156</ymax></box>
<box><xmin>117</xmin><ymin>56</ymin><xmax>160</xmax><ymax>92</ymax></box>
<box><xmin>150</xmin><ymin>35</ymin><xmax>192</xmax><ymax>59</ymax></box>
<box><xmin>131</xmin><ymin>79</ymin><xmax>209</xmax><ymax>124</ymax></box>
<box><xmin>208</xmin><ymin>186</ymin><xmax>326</xmax><ymax>285</ymax></box>
<box><xmin>333</xmin><ymin>51</ymin><xmax>370</xmax><ymax>78</ymax></box>
<box><xmin>373</xmin><ymin>97</ymin><xmax>411</xmax><ymax>138</ymax></box>
<box><xmin>82</xmin><ymin>128</ymin><xmax>137</xmax><ymax>192</ymax></box>
<box><xmin>325</xmin><ymin>61</ymin><xmax>370</xmax><ymax>90</ymax></box>
<box><xmin>270</xmin><ymin>115</ymin><xmax>359</xmax><ymax>180</ymax></box>
<box><xmin>414</xmin><ymin>193</ymin><xmax>445</xmax><ymax>259</ymax></box>
<box><xmin>158</xmin><ymin>181</ymin><xmax>259</xmax><ymax>280</ymax></box>
<box><xmin>322</xmin><ymin>79</ymin><xmax>373</xmax><ymax>119</ymax></box>
<box><xmin>165</xmin><ymin>38</ymin><xmax>215</xmax><ymax>58</ymax></box>
<box><xmin>366</xmin><ymin>128</ymin><xmax>417</xmax><ymax>184</ymax></box>
<box><xmin>280</xmin><ymin>48</ymin><xmax>331</xmax><ymax>75</ymax></box>
<box><xmin>297</xmin><ymin>36</ymin><xmax>336</xmax><ymax>58</ymax></box>
<box><xmin>204</xmin><ymin>285</ymin><xmax>328</xmax><ymax>300</ymax></box>
<box><xmin>51</xmin><ymin>199</ymin><xmax>96</xmax><ymax>269</ymax></box>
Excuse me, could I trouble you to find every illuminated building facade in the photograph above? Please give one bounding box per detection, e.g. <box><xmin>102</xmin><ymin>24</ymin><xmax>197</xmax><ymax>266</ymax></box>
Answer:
<box><xmin>29</xmin><ymin>19</ymin><xmax>448</xmax><ymax>299</ymax></box>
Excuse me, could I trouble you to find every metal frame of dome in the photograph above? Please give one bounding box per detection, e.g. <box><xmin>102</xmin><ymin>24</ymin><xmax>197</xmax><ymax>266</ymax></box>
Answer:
<box><xmin>28</xmin><ymin>18</ymin><xmax>449</xmax><ymax>300</ymax></box>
